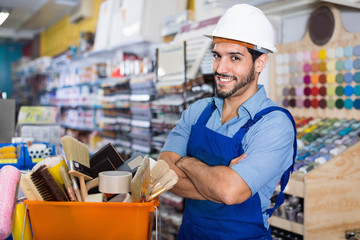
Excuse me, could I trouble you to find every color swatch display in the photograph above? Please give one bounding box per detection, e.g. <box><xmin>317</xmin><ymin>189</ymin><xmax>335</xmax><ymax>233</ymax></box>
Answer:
<box><xmin>293</xmin><ymin>117</ymin><xmax>360</xmax><ymax>174</ymax></box>
<box><xmin>275</xmin><ymin>45</ymin><xmax>360</xmax><ymax>111</ymax></box>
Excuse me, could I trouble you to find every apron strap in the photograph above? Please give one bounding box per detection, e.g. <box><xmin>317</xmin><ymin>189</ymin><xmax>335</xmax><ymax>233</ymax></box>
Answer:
<box><xmin>233</xmin><ymin>106</ymin><xmax>298</xmax><ymax>217</ymax></box>
<box><xmin>260</xmin><ymin>107</ymin><xmax>297</xmax><ymax>217</ymax></box>
<box><xmin>195</xmin><ymin>101</ymin><xmax>217</xmax><ymax>126</ymax></box>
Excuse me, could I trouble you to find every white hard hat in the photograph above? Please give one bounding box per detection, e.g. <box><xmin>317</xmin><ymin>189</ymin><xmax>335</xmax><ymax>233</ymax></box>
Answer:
<box><xmin>206</xmin><ymin>4</ymin><xmax>277</xmax><ymax>54</ymax></box>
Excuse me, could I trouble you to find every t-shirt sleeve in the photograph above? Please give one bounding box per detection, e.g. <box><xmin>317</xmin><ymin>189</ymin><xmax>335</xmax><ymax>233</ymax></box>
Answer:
<box><xmin>231</xmin><ymin>111</ymin><xmax>295</xmax><ymax>196</ymax></box>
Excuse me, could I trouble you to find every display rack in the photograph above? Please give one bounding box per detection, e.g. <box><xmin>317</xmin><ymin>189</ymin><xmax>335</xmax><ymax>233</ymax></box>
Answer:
<box><xmin>269</xmin><ymin>4</ymin><xmax>360</xmax><ymax>239</ymax></box>
<box><xmin>269</xmin><ymin>141</ymin><xmax>360</xmax><ymax>239</ymax></box>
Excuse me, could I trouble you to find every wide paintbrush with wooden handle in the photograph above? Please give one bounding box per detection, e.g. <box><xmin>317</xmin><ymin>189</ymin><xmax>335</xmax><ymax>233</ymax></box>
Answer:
<box><xmin>147</xmin><ymin>160</ymin><xmax>178</xmax><ymax>201</ymax></box>
<box><xmin>61</xmin><ymin>136</ymin><xmax>92</xmax><ymax>201</ymax></box>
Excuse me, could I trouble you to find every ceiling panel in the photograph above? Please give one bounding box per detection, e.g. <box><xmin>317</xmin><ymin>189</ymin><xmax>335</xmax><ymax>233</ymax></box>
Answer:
<box><xmin>19</xmin><ymin>0</ymin><xmax>70</xmax><ymax>30</ymax></box>
<box><xmin>0</xmin><ymin>0</ymin><xmax>77</xmax><ymax>40</ymax></box>
<box><xmin>1</xmin><ymin>0</ymin><xmax>360</xmax><ymax>42</ymax></box>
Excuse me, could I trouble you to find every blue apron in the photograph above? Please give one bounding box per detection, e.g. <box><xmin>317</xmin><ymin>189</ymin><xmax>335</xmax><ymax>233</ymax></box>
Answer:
<box><xmin>177</xmin><ymin>101</ymin><xmax>297</xmax><ymax>240</ymax></box>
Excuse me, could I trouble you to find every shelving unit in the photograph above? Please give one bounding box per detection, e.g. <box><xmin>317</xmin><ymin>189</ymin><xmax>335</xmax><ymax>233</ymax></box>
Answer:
<box><xmin>27</xmin><ymin>40</ymin><xmax>157</xmax><ymax>156</ymax></box>
<box><xmin>269</xmin><ymin>140</ymin><xmax>360</xmax><ymax>239</ymax></box>
<box><xmin>269</xmin><ymin>4</ymin><xmax>360</xmax><ymax>239</ymax></box>
<box><xmin>129</xmin><ymin>73</ymin><xmax>157</xmax><ymax>154</ymax></box>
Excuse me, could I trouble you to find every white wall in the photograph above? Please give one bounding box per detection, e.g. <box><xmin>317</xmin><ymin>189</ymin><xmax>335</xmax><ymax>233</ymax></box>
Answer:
<box><xmin>281</xmin><ymin>6</ymin><xmax>360</xmax><ymax>44</ymax></box>
<box><xmin>269</xmin><ymin>6</ymin><xmax>360</xmax><ymax>96</ymax></box>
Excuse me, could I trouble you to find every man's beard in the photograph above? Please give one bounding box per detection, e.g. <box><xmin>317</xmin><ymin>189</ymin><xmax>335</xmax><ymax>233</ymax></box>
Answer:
<box><xmin>215</xmin><ymin>65</ymin><xmax>255</xmax><ymax>98</ymax></box>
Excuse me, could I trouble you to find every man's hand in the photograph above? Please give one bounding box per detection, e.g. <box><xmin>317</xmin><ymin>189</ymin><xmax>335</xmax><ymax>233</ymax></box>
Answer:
<box><xmin>228</xmin><ymin>154</ymin><xmax>247</xmax><ymax>167</ymax></box>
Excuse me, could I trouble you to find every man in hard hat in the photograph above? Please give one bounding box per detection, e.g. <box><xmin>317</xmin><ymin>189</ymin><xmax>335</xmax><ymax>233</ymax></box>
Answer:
<box><xmin>158</xmin><ymin>4</ymin><xmax>297</xmax><ymax>239</ymax></box>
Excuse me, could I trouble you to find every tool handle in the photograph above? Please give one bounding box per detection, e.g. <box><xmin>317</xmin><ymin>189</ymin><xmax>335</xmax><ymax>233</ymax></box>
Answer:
<box><xmin>78</xmin><ymin>175</ymin><xmax>87</xmax><ymax>202</ymax></box>
<box><xmin>70</xmin><ymin>176</ymin><xmax>82</xmax><ymax>202</ymax></box>
<box><xmin>86</xmin><ymin>177</ymin><xmax>99</xmax><ymax>191</ymax></box>
<box><xmin>147</xmin><ymin>187</ymin><xmax>166</xmax><ymax>202</ymax></box>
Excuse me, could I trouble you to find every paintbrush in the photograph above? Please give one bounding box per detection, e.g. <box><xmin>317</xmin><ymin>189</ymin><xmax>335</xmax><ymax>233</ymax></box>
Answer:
<box><xmin>130</xmin><ymin>155</ymin><xmax>150</xmax><ymax>202</ymax></box>
<box><xmin>68</xmin><ymin>160</ymin><xmax>93</xmax><ymax>202</ymax></box>
<box><xmin>30</xmin><ymin>165</ymin><xmax>69</xmax><ymax>201</ymax></box>
<box><xmin>60</xmin><ymin>166</ymin><xmax>77</xmax><ymax>201</ymax></box>
<box><xmin>85</xmin><ymin>177</ymin><xmax>99</xmax><ymax>192</ymax></box>
<box><xmin>61</xmin><ymin>136</ymin><xmax>90</xmax><ymax>168</ymax></box>
<box><xmin>151</xmin><ymin>169</ymin><xmax>178</xmax><ymax>194</ymax></box>
<box><xmin>147</xmin><ymin>176</ymin><xmax>178</xmax><ymax>201</ymax></box>
<box><xmin>70</xmin><ymin>175</ymin><xmax>82</xmax><ymax>202</ymax></box>
<box><xmin>150</xmin><ymin>160</ymin><xmax>170</xmax><ymax>187</ymax></box>
<box><xmin>19</xmin><ymin>172</ymin><xmax>43</xmax><ymax>201</ymax></box>
<box><xmin>61</xmin><ymin>135</ymin><xmax>92</xmax><ymax>201</ymax></box>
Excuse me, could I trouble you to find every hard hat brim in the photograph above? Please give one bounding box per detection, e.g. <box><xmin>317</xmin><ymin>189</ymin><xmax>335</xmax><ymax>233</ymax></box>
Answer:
<box><xmin>204</xmin><ymin>34</ymin><xmax>275</xmax><ymax>54</ymax></box>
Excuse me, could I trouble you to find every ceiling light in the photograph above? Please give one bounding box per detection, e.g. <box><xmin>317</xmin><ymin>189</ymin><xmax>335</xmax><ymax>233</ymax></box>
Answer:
<box><xmin>55</xmin><ymin>0</ymin><xmax>80</xmax><ymax>6</ymax></box>
<box><xmin>0</xmin><ymin>8</ymin><xmax>10</xmax><ymax>26</ymax></box>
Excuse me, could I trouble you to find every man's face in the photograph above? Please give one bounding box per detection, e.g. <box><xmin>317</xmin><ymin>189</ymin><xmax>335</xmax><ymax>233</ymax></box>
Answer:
<box><xmin>212</xmin><ymin>42</ymin><xmax>256</xmax><ymax>99</ymax></box>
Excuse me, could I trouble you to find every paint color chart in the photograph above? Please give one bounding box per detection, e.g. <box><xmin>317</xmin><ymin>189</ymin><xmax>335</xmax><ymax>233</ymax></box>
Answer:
<box><xmin>271</xmin><ymin>29</ymin><xmax>360</xmax><ymax>119</ymax></box>
<box><xmin>275</xmin><ymin>45</ymin><xmax>360</xmax><ymax>111</ymax></box>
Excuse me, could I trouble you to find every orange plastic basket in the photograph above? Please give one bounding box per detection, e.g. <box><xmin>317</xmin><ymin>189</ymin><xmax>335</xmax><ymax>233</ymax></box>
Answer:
<box><xmin>24</xmin><ymin>199</ymin><xmax>158</xmax><ymax>240</ymax></box>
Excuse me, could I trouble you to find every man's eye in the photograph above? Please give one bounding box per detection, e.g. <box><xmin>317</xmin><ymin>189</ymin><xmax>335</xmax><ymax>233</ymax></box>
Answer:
<box><xmin>232</xmin><ymin>56</ymin><xmax>240</xmax><ymax>61</ymax></box>
<box><xmin>213</xmin><ymin>53</ymin><xmax>221</xmax><ymax>58</ymax></box>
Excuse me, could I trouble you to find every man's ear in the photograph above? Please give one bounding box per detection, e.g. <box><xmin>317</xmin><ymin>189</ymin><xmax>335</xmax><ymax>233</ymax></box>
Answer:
<box><xmin>255</xmin><ymin>54</ymin><xmax>269</xmax><ymax>73</ymax></box>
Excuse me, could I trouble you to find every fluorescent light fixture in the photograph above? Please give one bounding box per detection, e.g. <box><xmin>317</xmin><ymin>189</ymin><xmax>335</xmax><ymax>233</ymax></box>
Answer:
<box><xmin>0</xmin><ymin>9</ymin><xmax>10</xmax><ymax>26</ymax></box>
<box><xmin>55</xmin><ymin>0</ymin><xmax>80</xmax><ymax>6</ymax></box>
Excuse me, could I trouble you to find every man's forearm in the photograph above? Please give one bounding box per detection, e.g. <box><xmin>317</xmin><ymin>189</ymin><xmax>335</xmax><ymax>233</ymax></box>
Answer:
<box><xmin>171</xmin><ymin>176</ymin><xmax>206</xmax><ymax>200</ymax></box>
<box><xmin>176</xmin><ymin>156</ymin><xmax>224</xmax><ymax>202</ymax></box>
<box><xmin>177</xmin><ymin>156</ymin><xmax>251</xmax><ymax>205</ymax></box>
<box><xmin>158</xmin><ymin>151</ymin><xmax>206</xmax><ymax>200</ymax></box>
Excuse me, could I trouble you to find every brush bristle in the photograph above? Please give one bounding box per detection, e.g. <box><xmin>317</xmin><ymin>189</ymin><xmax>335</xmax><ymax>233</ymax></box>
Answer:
<box><xmin>151</xmin><ymin>169</ymin><xmax>178</xmax><ymax>193</ymax></box>
<box><xmin>151</xmin><ymin>160</ymin><xmax>170</xmax><ymax>181</ymax></box>
<box><xmin>20</xmin><ymin>172</ymin><xmax>44</xmax><ymax>201</ymax></box>
<box><xmin>61</xmin><ymin>136</ymin><xmax>90</xmax><ymax>168</ymax></box>
<box><xmin>150</xmin><ymin>169</ymin><xmax>178</xmax><ymax>194</ymax></box>
<box><xmin>158</xmin><ymin>170</ymin><xmax>178</xmax><ymax>186</ymax></box>
<box><xmin>163</xmin><ymin>177</ymin><xmax>178</xmax><ymax>190</ymax></box>
<box><xmin>31</xmin><ymin>165</ymin><xmax>69</xmax><ymax>201</ymax></box>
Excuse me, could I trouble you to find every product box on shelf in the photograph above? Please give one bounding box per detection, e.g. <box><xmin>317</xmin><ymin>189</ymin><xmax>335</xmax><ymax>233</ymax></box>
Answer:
<box><xmin>23</xmin><ymin>142</ymin><xmax>56</xmax><ymax>170</ymax></box>
<box><xmin>0</xmin><ymin>143</ymin><xmax>25</xmax><ymax>170</ymax></box>
<box><xmin>16</xmin><ymin>106</ymin><xmax>61</xmax><ymax>146</ymax></box>
<box><xmin>19</xmin><ymin>125</ymin><xmax>61</xmax><ymax>145</ymax></box>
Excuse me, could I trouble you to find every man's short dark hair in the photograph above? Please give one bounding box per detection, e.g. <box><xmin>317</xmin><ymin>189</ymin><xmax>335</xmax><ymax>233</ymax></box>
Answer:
<box><xmin>248</xmin><ymin>48</ymin><xmax>264</xmax><ymax>63</ymax></box>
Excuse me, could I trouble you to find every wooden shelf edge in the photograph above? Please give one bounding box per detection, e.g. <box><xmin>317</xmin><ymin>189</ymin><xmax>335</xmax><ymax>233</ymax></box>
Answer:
<box><xmin>269</xmin><ymin>216</ymin><xmax>304</xmax><ymax>236</ymax></box>
<box><xmin>276</xmin><ymin>172</ymin><xmax>305</xmax><ymax>198</ymax></box>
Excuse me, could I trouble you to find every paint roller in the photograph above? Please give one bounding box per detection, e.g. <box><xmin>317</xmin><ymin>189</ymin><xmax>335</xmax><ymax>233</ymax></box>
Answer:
<box><xmin>0</xmin><ymin>165</ymin><xmax>21</xmax><ymax>239</ymax></box>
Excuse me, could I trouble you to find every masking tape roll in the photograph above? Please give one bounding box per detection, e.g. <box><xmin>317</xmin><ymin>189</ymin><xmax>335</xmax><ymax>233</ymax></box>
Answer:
<box><xmin>99</xmin><ymin>171</ymin><xmax>132</xmax><ymax>194</ymax></box>
<box><xmin>12</xmin><ymin>203</ymin><xmax>32</xmax><ymax>240</ymax></box>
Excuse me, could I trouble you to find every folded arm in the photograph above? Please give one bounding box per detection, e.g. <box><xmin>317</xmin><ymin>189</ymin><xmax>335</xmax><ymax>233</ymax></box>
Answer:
<box><xmin>176</xmin><ymin>156</ymin><xmax>251</xmax><ymax>205</ymax></box>
<box><xmin>159</xmin><ymin>151</ymin><xmax>250</xmax><ymax>204</ymax></box>
<box><xmin>158</xmin><ymin>151</ymin><xmax>207</xmax><ymax>200</ymax></box>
